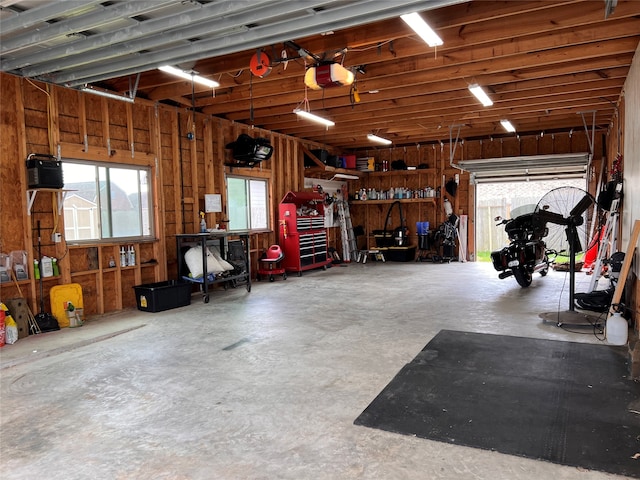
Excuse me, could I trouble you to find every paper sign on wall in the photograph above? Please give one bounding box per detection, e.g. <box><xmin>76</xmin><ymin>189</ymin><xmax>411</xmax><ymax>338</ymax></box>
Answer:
<box><xmin>204</xmin><ymin>194</ymin><xmax>222</xmax><ymax>213</ymax></box>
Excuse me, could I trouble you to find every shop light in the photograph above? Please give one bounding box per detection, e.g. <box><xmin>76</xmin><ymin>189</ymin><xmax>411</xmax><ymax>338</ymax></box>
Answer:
<box><xmin>80</xmin><ymin>86</ymin><xmax>134</xmax><ymax>103</ymax></box>
<box><xmin>158</xmin><ymin>65</ymin><xmax>219</xmax><ymax>88</ymax></box>
<box><xmin>401</xmin><ymin>12</ymin><xmax>443</xmax><ymax>47</ymax></box>
<box><xmin>500</xmin><ymin>119</ymin><xmax>516</xmax><ymax>133</ymax></box>
<box><xmin>293</xmin><ymin>108</ymin><xmax>335</xmax><ymax>128</ymax></box>
<box><xmin>367</xmin><ymin>133</ymin><xmax>392</xmax><ymax>145</ymax></box>
<box><xmin>468</xmin><ymin>84</ymin><xmax>493</xmax><ymax>107</ymax></box>
<box><xmin>331</xmin><ymin>173</ymin><xmax>360</xmax><ymax>180</ymax></box>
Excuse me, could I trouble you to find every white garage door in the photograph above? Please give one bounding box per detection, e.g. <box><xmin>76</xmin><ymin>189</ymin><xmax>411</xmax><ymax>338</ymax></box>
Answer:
<box><xmin>457</xmin><ymin>153</ymin><xmax>590</xmax><ymax>183</ymax></box>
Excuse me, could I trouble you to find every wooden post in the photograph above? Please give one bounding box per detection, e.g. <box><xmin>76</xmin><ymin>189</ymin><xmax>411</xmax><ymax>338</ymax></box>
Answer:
<box><xmin>608</xmin><ymin>219</ymin><xmax>640</xmax><ymax>318</ymax></box>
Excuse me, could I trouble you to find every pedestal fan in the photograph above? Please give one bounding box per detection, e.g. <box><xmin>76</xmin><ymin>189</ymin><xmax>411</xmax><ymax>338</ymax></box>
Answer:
<box><xmin>534</xmin><ymin>187</ymin><xmax>600</xmax><ymax>326</ymax></box>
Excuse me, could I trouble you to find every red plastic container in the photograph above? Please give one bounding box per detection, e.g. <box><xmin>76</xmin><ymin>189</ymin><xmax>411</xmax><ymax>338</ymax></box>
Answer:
<box><xmin>257</xmin><ymin>245</ymin><xmax>286</xmax><ymax>282</ymax></box>
<box><xmin>0</xmin><ymin>309</ymin><xmax>5</xmax><ymax>347</ymax></box>
<box><xmin>343</xmin><ymin>155</ymin><xmax>356</xmax><ymax>169</ymax></box>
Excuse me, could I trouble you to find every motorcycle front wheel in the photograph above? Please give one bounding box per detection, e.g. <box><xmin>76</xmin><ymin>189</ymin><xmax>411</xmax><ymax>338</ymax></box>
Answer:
<box><xmin>514</xmin><ymin>267</ymin><xmax>533</xmax><ymax>288</ymax></box>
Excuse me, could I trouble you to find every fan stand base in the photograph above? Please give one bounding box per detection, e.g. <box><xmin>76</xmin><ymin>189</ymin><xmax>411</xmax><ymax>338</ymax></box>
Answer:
<box><xmin>539</xmin><ymin>310</ymin><xmax>602</xmax><ymax>327</ymax></box>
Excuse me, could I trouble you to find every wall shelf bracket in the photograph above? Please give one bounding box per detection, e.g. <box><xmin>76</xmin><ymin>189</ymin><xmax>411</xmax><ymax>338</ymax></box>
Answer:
<box><xmin>27</xmin><ymin>189</ymin><xmax>75</xmax><ymax>216</ymax></box>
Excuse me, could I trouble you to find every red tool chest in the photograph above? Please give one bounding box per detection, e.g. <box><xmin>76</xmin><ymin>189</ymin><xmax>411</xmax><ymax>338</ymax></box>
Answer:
<box><xmin>279</xmin><ymin>191</ymin><xmax>332</xmax><ymax>275</ymax></box>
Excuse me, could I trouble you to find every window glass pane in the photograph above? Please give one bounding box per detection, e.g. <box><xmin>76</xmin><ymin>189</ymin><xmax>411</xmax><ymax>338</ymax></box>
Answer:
<box><xmin>249</xmin><ymin>180</ymin><xmax>268</xmax><ymax>229</ymax></box>
<box><xmin>140</xmin><ymin>170</ymin><xmax>151</xmax><ymax>235</ymax></box>
<box><xmin>98</xmin><ymin>167</ymin><xmax>110</xmax><ymax>238</ymax></box>
<box><xmin>109</xmin><ymin>167</ymin><xmax>142</xmax><ymax>238</ymax></box>
<box><xmin>226</xmin><ymin>176</ymin><xmax>269</xmax><ymax>232</ymax></box>
<box><xmin>61</xmin><ymin>161</ymin><xmax>152</xmax><ymax>241</ymax></box>
<box><xmin>63</xmin><ymin>164</ymin><xmax>99</xmax><ymax>241</ymax></box>
<box><xmin>227</xmin><ymin>177</ymin><xmax>249</xmax><ymax>231</ymax></box>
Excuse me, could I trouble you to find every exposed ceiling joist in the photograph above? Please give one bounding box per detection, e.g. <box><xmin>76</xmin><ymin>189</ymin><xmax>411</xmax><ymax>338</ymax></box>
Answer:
<box><xmin>1</xmin><ymin>0</ymin><xmax>638</xmax><ymax>150</ymax></box>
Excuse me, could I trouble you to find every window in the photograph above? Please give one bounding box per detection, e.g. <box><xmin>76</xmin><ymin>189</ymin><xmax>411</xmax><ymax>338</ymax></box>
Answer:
<box><xmin>61</xmin><ymin>161</ymin><xmax>153</xmax><ymax>241</ymax></box>
<box><xmin>226</xmin><ymin>176</ymin><xmax>269</xmax><ymax>231</ymax></box>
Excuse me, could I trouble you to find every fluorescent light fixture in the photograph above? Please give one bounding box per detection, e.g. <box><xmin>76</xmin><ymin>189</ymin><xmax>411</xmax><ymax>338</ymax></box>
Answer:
<box><xmin>500</xmin><ymin>119</ymin><xmax>516</xmax><ymax>133</ymax></box>
<box><xmin>159</xmin><ymin>65</ymin><xmax>219</xmax><ymax>88</ymax></box>
<box><xmin>468</xmin><ymin>84</ymin><xmax>493</xmax><ymax>107</ymax></box>
<box><xmin>401</xmin><ymin>12</ymin><xmax>443</xmax><ymax>47</ymax></box>
<box><xmin>367</xmin><ymin>133</ymin><xmax>392</xmax><ymax>145</ymax></box>
<box><xmin>293</xmin><ymin>108</ymin><xmax>335</xmax><ymax>127</ymax></box>
<box><xmin>331</xmin><ymin>173</ymin><xmax>360</xmax><ymax>180</ymax></box>
<box><xmin>80</xmin><ymin>86</ymin><xmax>134</xmax><ymax>103</ymax></box>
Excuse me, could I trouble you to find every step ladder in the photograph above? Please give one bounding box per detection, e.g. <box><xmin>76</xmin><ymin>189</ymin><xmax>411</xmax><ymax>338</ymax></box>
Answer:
<box><xmin>337</xmin><ymin>200</ymin><xmax>358</xmax><ymax>262</ymax></box>
<box><xmin>587</xmin><ymin>197</ymin><xmax>620</xmax><ymax>293</ymax></box>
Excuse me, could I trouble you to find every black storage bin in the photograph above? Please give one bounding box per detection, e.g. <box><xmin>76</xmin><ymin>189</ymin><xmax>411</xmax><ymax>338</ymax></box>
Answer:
<box><xmin>134</xmin><ymin>280</ymin><xmax>192</xmax><ymax>312</ymax></box>
<box><xmin>26</xmin><ymin>154</ymin><xmax>63</xmax><ymax>189</ymax></box>
<box><xmin>326</xmin><ymin>155</ymin><xmax>342</xmax><ymax>167</ymax></box>
<box><xmin>386</xmin><ymin>246</ymin><xmax>416</xmax><ymax>262</ymax></box>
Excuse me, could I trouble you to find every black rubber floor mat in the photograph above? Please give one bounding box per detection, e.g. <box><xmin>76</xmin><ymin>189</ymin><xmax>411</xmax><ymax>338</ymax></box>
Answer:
<box><xmin>354</xmin><ymin>330</ymin><xmax>640</xmax><ymax>478</ymax></box>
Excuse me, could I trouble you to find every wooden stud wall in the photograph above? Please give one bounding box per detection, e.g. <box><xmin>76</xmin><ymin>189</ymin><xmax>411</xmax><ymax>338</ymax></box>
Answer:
<box><xmin>0</xmin><ymin>71</ymin><xmax>607</xmax><ymax>318</ymax></box>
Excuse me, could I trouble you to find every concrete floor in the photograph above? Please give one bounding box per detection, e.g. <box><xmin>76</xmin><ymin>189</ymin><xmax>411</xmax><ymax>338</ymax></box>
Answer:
<box><xmin>0</xmin><ymin>261</ymin><xmax>630</xmax><ymax>479</ymax></box>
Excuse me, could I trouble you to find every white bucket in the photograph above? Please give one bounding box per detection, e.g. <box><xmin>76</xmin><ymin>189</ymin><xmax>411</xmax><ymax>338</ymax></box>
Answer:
<box><xmin>67</xmin><ymin>309</ymin><xmax>83</xmax><ymax>328</ymax></box>
<box><xmin>605</xmin><ymin>312</ymin><xmax>628</xmax><ymax>346</ymax></box>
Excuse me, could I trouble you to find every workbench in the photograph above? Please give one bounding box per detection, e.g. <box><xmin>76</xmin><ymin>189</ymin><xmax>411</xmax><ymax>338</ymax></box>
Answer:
<box><xmin>176</xmin><ymin>231</ymin><xmax>251</xmax><ymax>303</ymax></box>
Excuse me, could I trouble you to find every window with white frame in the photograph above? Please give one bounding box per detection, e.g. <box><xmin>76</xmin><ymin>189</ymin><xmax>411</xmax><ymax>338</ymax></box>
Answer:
<box><xmin>226</xmin><ymin>176</ymin><xmax>269</xmax><ymax>231</ymax></box>
<box><xmin>61</xmin><ymin>161</ymin><xmax>153</xmax><ymax>241</ymax></box>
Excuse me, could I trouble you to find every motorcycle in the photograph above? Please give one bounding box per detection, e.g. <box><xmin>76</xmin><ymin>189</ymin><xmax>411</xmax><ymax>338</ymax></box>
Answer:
<box><xmin>490</xmin><ymin>206</ymin><xmax>553</xmax><ymax>288</ymax></box>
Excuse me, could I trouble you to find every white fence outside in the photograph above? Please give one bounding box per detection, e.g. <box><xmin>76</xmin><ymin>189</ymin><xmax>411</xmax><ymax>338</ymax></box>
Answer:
<box><xmin>475</xmin><ymin>179</ymin><xmax>586</xmax><ymax>256</ymax></box>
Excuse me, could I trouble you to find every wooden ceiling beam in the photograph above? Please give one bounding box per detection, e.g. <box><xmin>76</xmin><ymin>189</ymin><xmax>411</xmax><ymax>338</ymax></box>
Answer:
<box><xmin>274</xmin><ymin>99</ymin><xmax>616</xmax><ymax>140</ymax></box>
<box><xmin>281</xmin><ymin>97</ymin><xmax>615</xmax><ymax>137</ymax></box>
<box><xmin>206</xmin><ymin>52</ymin><xmax>632</xmax><ymax>127</ymax></box>
<box><xmin>198</xmin><ymin>27</ymin><xmax>637</xmax><ymax>114</ymax></box>
<box><xmin>222</xmin><ymin>75</ymin><xmax>624</xmax><ymax>126</ymax></box>
<box><xmin>111</xmin><ymin>3</ymin><xmax>639</xmax><ymax>101</ymax></box>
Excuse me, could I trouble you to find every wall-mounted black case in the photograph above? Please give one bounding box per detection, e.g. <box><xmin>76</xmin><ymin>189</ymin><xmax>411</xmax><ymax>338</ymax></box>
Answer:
<box><xmin>26</xmin><ymin>154</ymin><xmax>64</xmax><ymax>189</ymax></box>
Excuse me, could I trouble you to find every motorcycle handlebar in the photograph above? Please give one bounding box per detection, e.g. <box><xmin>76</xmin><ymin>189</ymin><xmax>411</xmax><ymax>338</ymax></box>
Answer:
<box><xmin>535</xmin><ymin>209</ymin><xmax>568</xmax><ymax>226</ymax></box>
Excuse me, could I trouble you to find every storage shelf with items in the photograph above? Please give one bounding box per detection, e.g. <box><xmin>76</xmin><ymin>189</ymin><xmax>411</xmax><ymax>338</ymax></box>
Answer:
<box><xmin>302</xmin><ymin>147</ymin><xmax>364</xmax><ymax>180</ymax></box>
<box><xmin>349</xmin><ymin>166</ymin><xmax>439</xmax><ymax>257</ymax></box>
<box><xmin>351</xmin><ymin>198</ymin><xmax>436</xmax><ymax>205</ymax></box>
<box><xmin>278</xmin><ymin>191</ymin><xmax>332</xmax><ymax>275</ymax></box>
